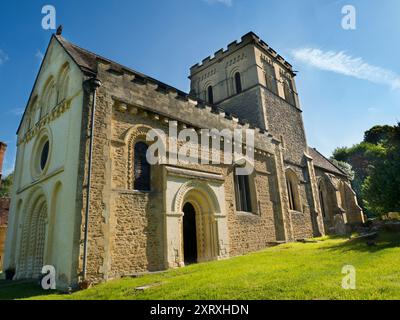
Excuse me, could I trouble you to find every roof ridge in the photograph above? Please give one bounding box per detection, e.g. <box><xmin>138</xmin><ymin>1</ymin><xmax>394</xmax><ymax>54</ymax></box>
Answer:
<box><xmin>310</xmin><ymin>147</ymin><xmax>347</xmax><ymax>176</ymax></box>
<box><xmin>18</xmin><ymin>34</ymin><xmax>277</xmax><ymax>146</ymax></box>
<box><xmin>55</xmin><ymin>34</ymin><xmax>190</xmax><ymax>94</ymax></box>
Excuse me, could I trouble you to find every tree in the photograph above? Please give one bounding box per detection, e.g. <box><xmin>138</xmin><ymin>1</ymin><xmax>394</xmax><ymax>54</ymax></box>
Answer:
<box><xmin>364</xmin><ymin>125</ymin><xmax>395</xmax><ymax>145</ymax></box>
<box><xmin>332</xmin><ymin>142</ymin><xmax>385</xmax><ymax>217</ymax></box>
<box><xmin>361</xmin><ymin>123</ymin><xmax>400</xmax><ymax>215</ymax></box>
<box><xmin>330</xmin><ymin>159</ymin><xmax>355</xmax><ymax>181</ymax></box>
<box><xmin>0</xmin><ymin>172</ymin><xmax>13</xmax><ymax>197</ymax></box>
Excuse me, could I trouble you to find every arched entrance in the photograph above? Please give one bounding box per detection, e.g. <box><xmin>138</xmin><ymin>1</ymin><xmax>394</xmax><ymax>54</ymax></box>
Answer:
<box><xmin>174</xmin><ymin>180</ymin><xmax>222</xmax><ymax>265</ymax></box>
<box><xmin>165</xmin><ymin>178</ymin><xmax>229</xmax><ymax>268</ymax></box>
<box><xmin>182</xmin><ymin>202</ymin><xmax>198</xmax><ymax>264</ymax></box>
<box><xmin>17</xmin><ymin>194</ymin><xmax>48</xmax><ymax>279</ymax></box>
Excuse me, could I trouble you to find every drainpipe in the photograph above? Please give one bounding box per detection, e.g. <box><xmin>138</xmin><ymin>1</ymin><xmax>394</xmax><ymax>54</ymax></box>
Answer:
<box><xmin>82</xmin><ymin>77</ymin><xmax>102</xmax><ymax>280</ymax></box>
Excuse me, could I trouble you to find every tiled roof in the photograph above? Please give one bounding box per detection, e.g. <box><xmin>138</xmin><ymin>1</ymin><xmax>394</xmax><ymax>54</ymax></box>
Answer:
<box><xmin>56</xmin><ymin>35</ymin><xmax>98</xmax><ymax>73</ymax></box>
<box><xmin>55</xmin><ymin>35</ymin><xmax>190</xmax><ymax>97</ymax></box>
<box><xmin>308</xmin><ymin>147</ymin><xmax>347</xmax><ymax>177</ymax></box>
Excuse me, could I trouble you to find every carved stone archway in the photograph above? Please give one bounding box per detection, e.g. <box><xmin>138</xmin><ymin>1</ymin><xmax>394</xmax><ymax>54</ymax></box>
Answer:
<box><xmin>17</xmin><ymin>191</ymin><xmax>48</xmax><ymax>279</ymax></box>
<box><xmin>173</xmin><ymin>180</ymin><xmax>221</xmax><ymax>214</ymax></box>
<box><xmin>164</xmin><ymin>177</ymin><xmax>229</xmax><ymax>268</ymax></box>
<box><xmin>175</xmin><ymin>181</ymin><xmax>220</xmax><ymax>264</ymax></box>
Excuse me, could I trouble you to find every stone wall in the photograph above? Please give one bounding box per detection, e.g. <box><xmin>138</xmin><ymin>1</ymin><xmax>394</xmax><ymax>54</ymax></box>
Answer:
<box><xmin>283</xmin><ymin>163</ymin><xmax>315</xmax><ymax>239</ymax></box>
<box><xmin>80</xmin><ymin>61</ymin><xmax>289</xmax><ymax>282</ymax></box>
<box><xmin>219</xmin><ymin>86</ymin><xmax>266</xmax><ymax>130</ymax></box>
<box><xmin>225</xmin><ymin>157</ymin><xmax>279</xmax><ymax>255</ymax></box>
<box><xmin>261</xmin><ymin>88</ymin><xmax>307</xmax><ymax>165</ymax></box>
<box><xmin>314</xmin><ymin>168</ymin><xmax>364</xmax><ymax>230</ymax></box>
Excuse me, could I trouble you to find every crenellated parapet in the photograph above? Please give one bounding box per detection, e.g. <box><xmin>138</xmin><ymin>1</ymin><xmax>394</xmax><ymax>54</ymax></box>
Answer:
<box><xmin>190</xmin><ymin>32</ymin><xmax>295</xmax><ymax>78</ymax></box>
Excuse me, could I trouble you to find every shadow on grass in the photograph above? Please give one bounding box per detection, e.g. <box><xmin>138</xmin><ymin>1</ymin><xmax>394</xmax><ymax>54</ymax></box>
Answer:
<box><xmin>0</xmin><ymin>280</ymin><xmax>57</xmax><ymax>300</ymax></box>
<box><xmin>321</xmin><ymin>231</ymin><xmax>400</xmax><ymax>253</ymax></box>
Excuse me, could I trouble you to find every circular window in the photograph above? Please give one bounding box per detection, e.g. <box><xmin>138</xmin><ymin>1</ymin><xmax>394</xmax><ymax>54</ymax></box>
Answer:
<box><xmin>31</xmin><ymin>132</ymin><xmax>51</xmax><ymax>178</ymax></box>
<box><xmin>40</xmin><ymin>141</ymin><xmax>49</xmax><ymax>170</ymax></box>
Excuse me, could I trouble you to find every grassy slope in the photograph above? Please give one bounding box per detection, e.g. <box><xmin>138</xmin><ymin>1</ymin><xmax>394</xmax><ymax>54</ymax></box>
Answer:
<box><xmin>1</xmin><ymin>232</ymin><xmax>400</xmax><ymax>300</ymax></box>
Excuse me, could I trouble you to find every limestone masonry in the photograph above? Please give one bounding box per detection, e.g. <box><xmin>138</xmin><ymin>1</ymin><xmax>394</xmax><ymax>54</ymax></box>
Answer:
<box><xmin>3</xmin><ymin>31</ymin><xmax>364</xmax><ymax>288</ymax></box>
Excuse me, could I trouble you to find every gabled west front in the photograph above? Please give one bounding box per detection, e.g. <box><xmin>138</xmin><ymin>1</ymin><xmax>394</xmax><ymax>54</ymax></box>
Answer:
<box><xmin>3</xmin><ymin>31</ymin><xmax>364</xmax><ymax>288</ymax></box>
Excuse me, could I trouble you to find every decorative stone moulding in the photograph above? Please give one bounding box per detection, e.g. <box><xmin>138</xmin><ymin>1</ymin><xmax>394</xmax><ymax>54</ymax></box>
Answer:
<box><xmin>19</xmin><ymin>99</ymin><xmax>72</xmax><ymax>145</ymax></box>
<box><xmin>110</xmin><ymin>77</ymin><xmax>277</xmax><ymax>154</ymax></box>
<box><xmin>190</xmin><ymin>32</ymin><xmax>293</xmax><ymax>76</ymax></box>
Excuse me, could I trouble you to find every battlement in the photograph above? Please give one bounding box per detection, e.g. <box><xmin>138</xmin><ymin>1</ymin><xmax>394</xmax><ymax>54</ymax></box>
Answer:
<box><xmin>190</xmin><ymin>32</ymin><xmax>294</xmax><ymax>77</ymax></box>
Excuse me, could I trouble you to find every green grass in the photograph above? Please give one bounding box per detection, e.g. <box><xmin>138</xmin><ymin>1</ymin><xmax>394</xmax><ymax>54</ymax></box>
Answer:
<box><xmin>1</xmin><ymin>232</ymin><xmax>400</xmax><ymax>300</ymax></box>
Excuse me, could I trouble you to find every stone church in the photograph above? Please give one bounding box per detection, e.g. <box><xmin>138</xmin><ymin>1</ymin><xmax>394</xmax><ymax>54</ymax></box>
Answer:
<box><xmin>3</xmin><ymin>31</ymin><xmax>364</xmax><ymax>288</ymax></box>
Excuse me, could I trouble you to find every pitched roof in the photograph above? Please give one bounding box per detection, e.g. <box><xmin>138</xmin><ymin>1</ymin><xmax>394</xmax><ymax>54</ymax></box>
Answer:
<box><xmin>17</xmin><ymin>34</ymin><xmax>197</xmax><ymax>134</ymax></box>
<box><xmin>308</xmin><ymin>147</ymin><xmax>347</xmax><ymax>177</ymax></box>
<box><xmin>55</xmin><ymin>35</ymin><xmax>98</xmax><ymax>74</ymax></box>
<box><xmin>55</xmin><ymin>35</ymin><xmax>190</xmax><ymax>97</ymax></box>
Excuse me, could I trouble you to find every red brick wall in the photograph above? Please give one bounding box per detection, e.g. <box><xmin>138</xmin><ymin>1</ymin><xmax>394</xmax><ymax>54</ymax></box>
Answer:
<box><xmin>0</xmin><ymin>198</ymin><xmax>9</xmax><ymax>270</ymax></box>
<box><xmin>0</xmin><ymin>142</ymin><xmax>7</xmax><ymax>183</ymax></box>
<box><xmin>0</xmin><ymin>198</ymin><xmax>9</xmax><ymax>226</ymax></box>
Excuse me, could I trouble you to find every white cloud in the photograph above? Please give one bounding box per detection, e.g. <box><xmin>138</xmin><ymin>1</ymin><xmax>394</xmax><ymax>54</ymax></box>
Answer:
<box><xmin>292</xmin><ymin>48</ymin><xmax>400</xmax><ymax>90</ymax></box>
<box><xmin>0</xmin><ymin>49</ymin><xmax>9</xmax><ymax>65</ymax></box>
<box><xmin>3</xmin><ymin>158</ymin><xmax>15</xmax><ymax>176</ymax></box>
<box><xmin>10</xmin><ymin>107</ymin><xmax>24</xmax><ymax>116</ymax></box>
<box><xmin>35</xmin><ymin>50</ymin><xmax>44</xmax><ymax>61</ymax></box>
<box><xmin>203</xmin><ymin>0</ymin><xmax>233</xmax><ymax>6</ymax></box>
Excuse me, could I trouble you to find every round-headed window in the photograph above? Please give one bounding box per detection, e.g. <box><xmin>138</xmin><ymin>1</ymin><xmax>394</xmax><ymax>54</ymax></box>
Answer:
<box><xmin>40</xmin><ymin>141</ymin><xmax>49</xmax><ymax>170</ymax></box>
<box><xmin>31</xmin><ymin>132</ymin><xmax>51</xmax><ymax>178</ymax></box>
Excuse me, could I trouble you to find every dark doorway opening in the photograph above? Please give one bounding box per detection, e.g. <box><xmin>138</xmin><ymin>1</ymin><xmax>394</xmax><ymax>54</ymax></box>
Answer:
<box><xmin>183</xmin><ymin>202</ymin><xmax>198</xmax><ymax>264</ymax></box>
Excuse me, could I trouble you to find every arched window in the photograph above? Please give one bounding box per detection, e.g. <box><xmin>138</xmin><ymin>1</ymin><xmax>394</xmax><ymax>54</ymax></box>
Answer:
<box><xmin>207</xmin><ymin>85</ymin><xmax>214</xmax><ymax>104</ymax></box>
<box><xmin>264</xmin><ymin>63</ymin><xmax>278</xmax><ymax>94</ymax></box>
<box><xmin>133</xmin><ymin>141</ymin><xmax>151</xmax><ymax>191</ymax></box>
<box><xmin>30</xmin><ymin>97</ymin><xmax>40</xmax><ymax>125</ymax></box>
<box><xmin>234</xmin><ymin>72</ymin><xmax>242</xmax><ymax>94</ymax></box>
<box><xmin>283</xmin><ymin>76</ymin><xmax>295</xmax><ymax>106</ymax></box>
<box><xmin>285</xmin><ymin>169</ymin><xmax>301</xmax><ymax>212</ymax></box>
<box><xmin>26</xmin><ymin>113</ymin><xmax>33</xmax><ymax>133</ymax></box>
<box><xmin>42</xmin><ymin>77</ymin><xmax>57</xmax><ymax>115</ymax></box>
<box><xmin>234</xmin><ymin>174</ymin><xmax>252</xmax><ymax>212</ymax></box>
<box><xmin>57</xmin><ymin>64</ymin><xmax>70</xmax><ymax>103</ymax></box>
<box><xmin>40</xmin><ymin>141</ymin><xmax>50</xmax><ymax>170</ymax></box>
<box><xmin>318</xmin><ymin>183</ymin><xmax>327</xmax><ymax>219</ymax></box>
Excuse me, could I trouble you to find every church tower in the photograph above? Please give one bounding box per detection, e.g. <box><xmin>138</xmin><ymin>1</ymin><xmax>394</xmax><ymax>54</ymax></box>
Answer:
<box><xmin>189</xmin><ymin>32</ymin><xmax>325</xmax><ymax>237</ymax></box>
<box><xmin>189</xmin><ymin>32</ymin><xmax>308</xmax><ymax>167</ymax></box>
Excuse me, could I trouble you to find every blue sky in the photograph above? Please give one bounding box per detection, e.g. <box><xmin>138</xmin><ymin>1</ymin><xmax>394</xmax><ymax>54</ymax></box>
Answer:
<box><xmin>0</xmin><ymin>0</ymin><xmax>399</xmax><ymax>175</ymax></box>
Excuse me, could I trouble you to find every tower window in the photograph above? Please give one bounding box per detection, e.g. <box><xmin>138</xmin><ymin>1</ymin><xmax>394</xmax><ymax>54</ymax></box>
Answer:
<box><xmin>283</xmin><ymin>77</ymin><xmax>296</xmax><ymax>106</ymax></box>
<box><xmin>234</xmin><ymin>174</ymin><xmax>252</xmax><ymax>212</ymax></box>
<box><xmin>133</xmin><ymin>141</ymin><xmax>151</xmax><ymax>191</ymax></box>
<box><xmin>207</xmin><ymin>86</ymin><xmax>214</xmax><ymax>104</ymax></box>
<box><xmin>234</xmin><ymin>72</ymin><xmax>242</xmax><ymax>94</ymax></box>
<box><xmin>264</xmin><ymin>63</ymin><xmax>278</xmax><ymax>95</ymax></box>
